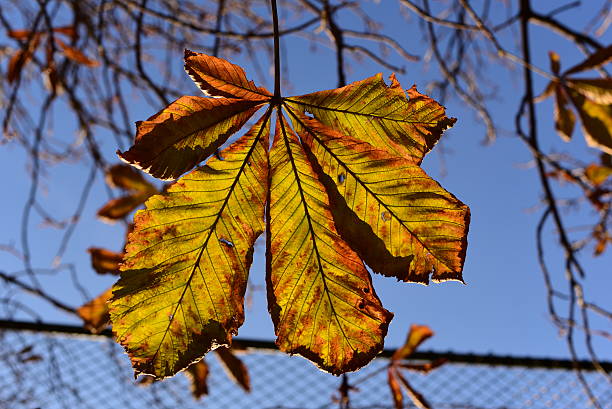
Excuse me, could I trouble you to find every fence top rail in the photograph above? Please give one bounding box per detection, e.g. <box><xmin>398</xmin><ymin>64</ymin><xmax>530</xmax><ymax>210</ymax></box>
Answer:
<box><xmin>1</xmin><ymin>319</ymin><xmax>610</xmax><ymax>372</ymax></box>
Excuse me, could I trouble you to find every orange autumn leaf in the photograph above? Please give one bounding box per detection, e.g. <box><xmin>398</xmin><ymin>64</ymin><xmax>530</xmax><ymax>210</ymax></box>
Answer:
<box><xmin>55</xmin><ymin>38</ymin><xmax>99</xmax><ymax>67</ymax></box>
<box><xmin>77</xmin><ymin>288</ymin><xmax>113</xmax><ymax>333</ymax></box>
<box><xmin>87</xmin><ymin>248</ymin><xmax>123</xmax><ymax>275</ymax></box>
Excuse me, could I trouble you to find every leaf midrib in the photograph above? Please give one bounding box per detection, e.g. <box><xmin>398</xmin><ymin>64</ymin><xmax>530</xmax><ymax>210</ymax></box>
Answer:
<box><xmin>276</xmin><ymin>114</ymin><xmax>356</xmax><ymax>359</ymax></box>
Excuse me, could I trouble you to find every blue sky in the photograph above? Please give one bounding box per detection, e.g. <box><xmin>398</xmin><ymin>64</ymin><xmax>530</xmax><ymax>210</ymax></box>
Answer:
<box><xmin>1</xmin><ymin>0</ymin><xmax>610</xmax><ymax>364</ymax></box>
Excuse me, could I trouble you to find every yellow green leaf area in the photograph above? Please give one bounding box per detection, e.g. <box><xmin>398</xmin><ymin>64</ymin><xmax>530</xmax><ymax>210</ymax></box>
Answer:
<box><xmin>286</xmin><ymin>73</ymin><xmax>456</xmax><ymax>164</ymax></box>
<box><xmin>110</xmin><ymin>115</ymin><xmax>270</xmax><ymax>378</ymax></box>
<box><xmin>286</xmin><ymin>107</ymin><xmax>469</xmax><ymax>284</ymax></box>
<box><xmin>112</xmin><ymin>51</ymin><xmax>469</xmax><ymax>379</ymax></box>
<box><xmin>267</xmin><ymin>115</ymin><xmax>393</xmax><ymax>375</ymax></box>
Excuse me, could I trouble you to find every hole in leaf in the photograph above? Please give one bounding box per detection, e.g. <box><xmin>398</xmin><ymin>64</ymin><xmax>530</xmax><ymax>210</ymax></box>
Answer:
<box><xmin>363</xmin><ymin>287</ymin><xmax>370</xmax><ymax>294</ymax></box>
<box><xmin>219</xmin><ymin>238</ymin><xmax>234</xmax><ymax>248</ymax></box>
<box><xmin>247</xmin><ymin>160</ymin><xmax>252</xmax><ymax>167</ymax></box>
<box><xmin>337</xmin><ymin>173</ymin><xmax>346</xmax><ymax>184</ymax></box>
<box><xmin>381</xmin><ymin>211</ymin><xmax>390</xmax><ymax>222</ymax></box>
<box><xmin>358</xmin><ymin>301</ymin><xmax>365</xmax><ymax>309</ymax></box>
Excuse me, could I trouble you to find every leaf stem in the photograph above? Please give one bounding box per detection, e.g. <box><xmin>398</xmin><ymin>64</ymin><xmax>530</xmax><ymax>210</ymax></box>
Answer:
<box><xmin>271</xmin><ymin>0</ymin><xmax>281</xmax><ymax>102</ymax></box>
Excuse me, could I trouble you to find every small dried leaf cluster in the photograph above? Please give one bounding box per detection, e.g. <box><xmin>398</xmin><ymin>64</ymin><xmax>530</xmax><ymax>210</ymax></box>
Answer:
<box><xmin>7</xmin><ymin>25</ymin><xmax>99</xmax><ymax>92</ymax></box>
<box><xmin>539</xmin><ymin>46</ymin><xmax>612</xmax><ymax>154</ymax></box>
<box><xmin>108</xmin><ymin>50</ymin><xmax>469</xmax><ymax>379</ymax></box>
<box><xmin>387</xmin><ymin>325</ymin><xmax>446</xmax><ymax>409</ymax></box>
<box><xmin>78</xmin><ymin>164</ymin><xmax>159</xmax><ymax>332</ymax></box>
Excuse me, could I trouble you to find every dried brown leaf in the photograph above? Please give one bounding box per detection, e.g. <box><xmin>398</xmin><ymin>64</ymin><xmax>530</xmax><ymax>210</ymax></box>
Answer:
<box><xmin>387</xmin><ymin>368</ymin><xmax>404</xmax><ymax>409</ymax></box>
<box><xmin>554</xmin><ymin>87</ymin><xmax>576</xmax><ymax>141</ymax></box>
<box><xmin>77</xmin><ymin>288</ymin><xmax>112</xmax><ymax>333</ymax></box>
<box><xmin>392</xmin><ymin>325</ymin><xmax>434</xmax><ymax>362</ymax></box>
<box><xmin>568</xmin><ymin>90</ymin><xmax>612</xmax><ymax>154</ymax></box>
<box><xmin>105</xmin><ymin>164</ymin><xmax>156</xmax><ymax>193</ymax></box>
<box><xmin>118</xmin><ymin>97</ymin><xmax>263</xmax><ymax>180</ymax></box>
<box><xmin>584</xmin><ymin>163</ymin><xmax>612</xmax><ymax>186</ymax></box>
<box><xmin>185</xmin><ymin>361</ymin><xmax>210</xmax><ymax>399</ymax></box>
<box><xmin>8</xmin><ymin>29</ymin><xmax>32</xmax><ymax>40</ymax></box>
<box><xmin>565</xmin><ymin>45</ymin><xmax>612</xmax><ymax>75</ymax></box>
<box><xmin>399</xmin><ymin>358</ymin><xmax>448</xmax><ymax>373</ymax></box>
<box><xmin>184</xmin><ymin>50</ymin><xmax>271</xmax><ymax>100</ymax></box>
<box><xmin>53</xmin><ymin>25</ymin><xmax>78</xmax><ymax>40</ymax></box>
<box><xmin>396</xmin><ymin>371</ymin><xmax>431</xmax><ymax>409</ymax></box>
<box><xmin>88</xmin><ymin>248</ymin><xmax>123</xmax><ymax>275</ymax></box>
<box><xmin>97</xmin><ymin>193</ymin><xmax>151</xmax><ymax>221</ymax></box>
<box><xmin>214</xmin><ymin>347</ymin><xmax>250</xmax><ymax>392</ymax></box>
<box><xmin>55</xmin><ymin>38</ymin><xmax>99</xmax><ymax>67</ymax></box>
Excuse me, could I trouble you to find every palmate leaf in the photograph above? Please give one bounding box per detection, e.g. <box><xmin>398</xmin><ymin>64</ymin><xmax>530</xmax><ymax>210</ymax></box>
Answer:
<box><xmin>541</xmin><ymin>50</ymin><xmax>612</xmax><ymax>154</ymax></box>
<box><xmin>111</xmin><ymin>50</ymin><xmax>469</xmax><ymax>379</ymax></box>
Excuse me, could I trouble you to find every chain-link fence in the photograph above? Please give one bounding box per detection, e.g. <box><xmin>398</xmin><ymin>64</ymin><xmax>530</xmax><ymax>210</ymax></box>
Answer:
<box><xmin>0</xmin><ymin>320</ymin><xmax>610</xmax><ymax>409</ymax></box>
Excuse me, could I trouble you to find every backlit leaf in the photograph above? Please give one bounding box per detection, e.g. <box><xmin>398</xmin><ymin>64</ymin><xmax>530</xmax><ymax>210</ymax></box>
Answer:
<box><xmin>549</xmin><ymin>51</ymin><xmax>561</xmax><ymax>75</ymax></box>
<box><xmin>7</xmin><ymin>34</ymin><xmax>41</xmax><ymax>83</ymax></box>
<box><xmin>388</xmin><ymin>368</ymin><xmax>403</xmax><ymax>409</ymax></box>
<box><xmin>97</xmin><ymin>194</ymin><xmax>152</xmax><ymax>221</ymax></box>
<box><xmin>88</xmin><ymin>248</ymin><xmax>123</xmax><ymax>275</ymax></box>
<box><xmin>567</xmin><ymin>79</ymin><xmax>612</xmax><ymax>105</ymax></box>
<box><xmin>593</xmin><ymin>228</ymin><xmax>610</xmax><ymax>256</ymax></box>
<box><xmin>111</xmin><ymin>52</ymin><xmax>469</xmax><ymax>378</ymax></box>
<box><xmin>52</xmin><ymin>25</ymin><xmax>78</xmax><ymax>40</ymax></box>
<box><xmin>185</xmin><ymin>50</ymin><xmax>271</xmax><ymax>100</ymax></box>
<box><xmin>77</xmin><ymin>288</ymin><xmax>112</xmax><ymax>333</ymax></box>
<box><xmin>106</xmin><ymin>164</ymin><xmax>156</xmax><ymax>193</ymax></box>
<box><xmin>396</xmin><ymin>370</ymin><xmax>431</xmax><ymax>409</ymax></box>
<box><xmin>287</xmin><ymin>74</ymin><xmax>455</xmax><ymax>164</ymax></box>
<box><xmin>568</xmin><ymin>90</ymin><xmax>612</xmax><ymax>154</ymax></box>
<box><xmin>98</xmin><ymin>165</ymin><xmax>158</xmax><ymax>222</ymax></box>
<box><xmin>215</xmin><ymin>346</ymin><xmax>250</xmax><ymax>391</ymax></box>
<box><xmin>267</xmin><ymin>115</ymin><xmax>393</xmax><ymax>375</ymax></box>
<box><xmin>554</xmin><ymin>87</ymin><xmax>575</xmax><ymax>141</ymax></box>
<box><xmin>55</xmin><ymin>38</ymin><xmax>99</xmax><ymax>67</ymax></box>
<box><xmin>392</xmin><ymin>324</ymin><xmax>434</xmax><ymax>362</ymax></box>
<box><xmin>185</xmin><ymin>360</ymin><xmax>209</xmax><ymax>399</ymax></box>
<box><xmin>584</xmin><ymin>163</ymin><xmax>612</xmax><ymax>186</ymax></box>
<box><xmin>110</xmin><ymin>115</ymin><xmax>270</xmax><ymax>378</ymax></box>
<box><xmin>288</xmin><ymin>109</ymin><xmax>469</xmax><ymax>284</ymax></box>
<box><xmin>118</xmin><ymin>97</ymin><xmax>264</xmax><ymax>180</ymax></box>
<box><xmin>399</xmin><ymin>358</ymin><xmax>447</xmax><ymax>373</ymax></box>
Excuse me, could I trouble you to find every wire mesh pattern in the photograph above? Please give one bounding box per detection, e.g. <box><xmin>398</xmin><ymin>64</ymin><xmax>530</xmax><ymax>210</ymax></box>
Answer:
<box><xmin>0</xmin><ymin>327</ymin><xmax>610</xmax><ymax>409</ymax></box>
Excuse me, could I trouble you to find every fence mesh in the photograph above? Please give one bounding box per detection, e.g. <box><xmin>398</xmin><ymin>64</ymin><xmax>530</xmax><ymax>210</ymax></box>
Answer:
<box><xmin>0</xmin><ymin>323</ymin><xmax>610</xmax><ymax>409</ymax></box>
